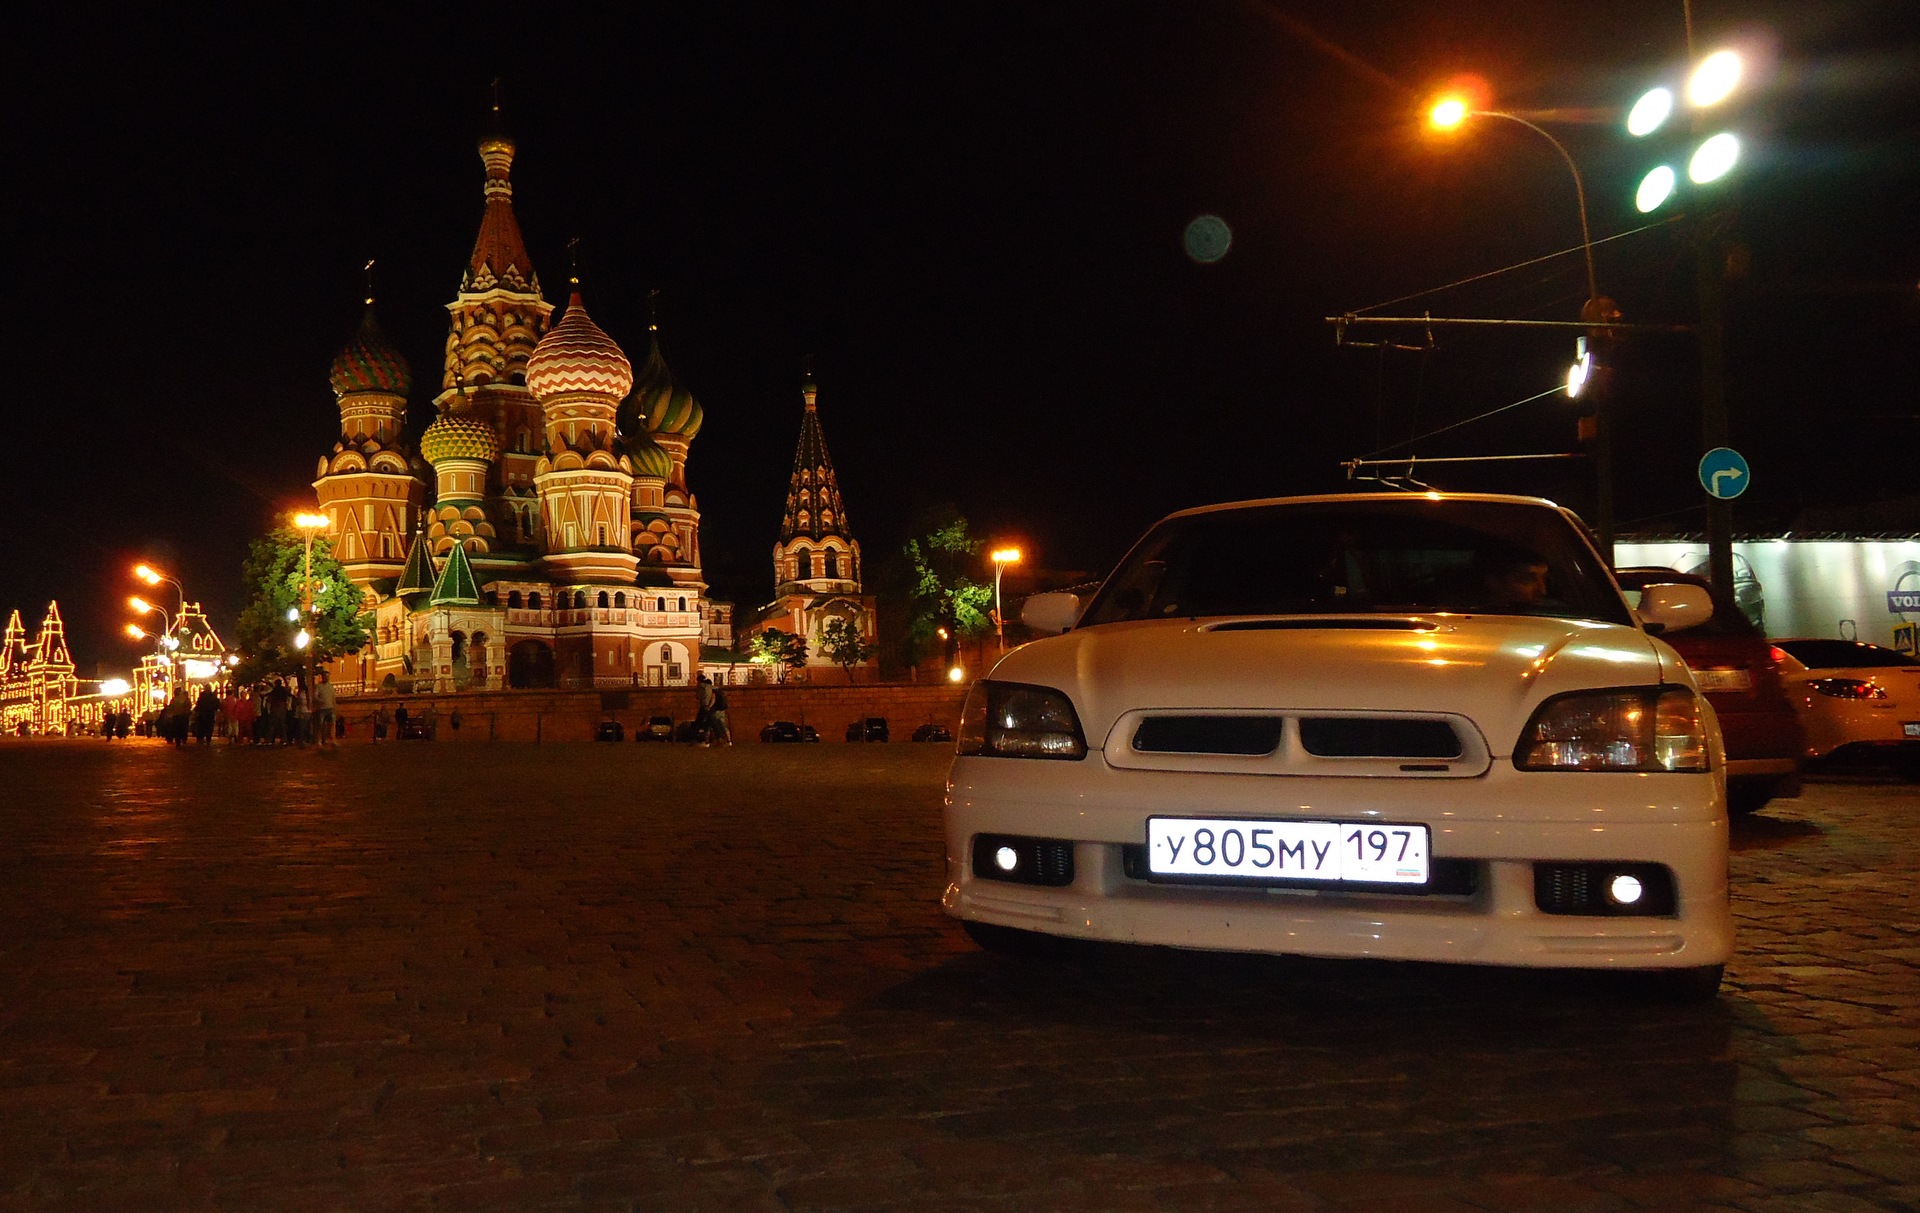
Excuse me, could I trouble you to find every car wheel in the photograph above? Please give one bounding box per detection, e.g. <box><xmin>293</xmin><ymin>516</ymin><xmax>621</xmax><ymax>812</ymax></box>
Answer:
<box><xmin>962</xmin><ymin>920</ymin><xmax>1077</xmax><ymax>959</ymax></box>
<box><xmin>1640</xmin><ymin>963</ymin><xmax>1724</xmax><ymax>1005</ymax></box>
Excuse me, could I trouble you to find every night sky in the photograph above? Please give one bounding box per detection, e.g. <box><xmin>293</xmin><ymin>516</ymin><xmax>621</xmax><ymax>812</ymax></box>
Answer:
<box><xmin>8</xmin><ymin>1</ymin><xmax>1918</xmax><ymax>674</ymax></box>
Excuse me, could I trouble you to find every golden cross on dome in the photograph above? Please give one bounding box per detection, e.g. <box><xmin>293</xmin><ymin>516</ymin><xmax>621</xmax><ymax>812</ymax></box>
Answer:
<box><xmin>567</xmin><ymin>237</ymin><xmax>581</xmax><ymax>287</ymax></box>
<box><xmin>649</xmin><ymin>288</ymin><xmax>660</xmax><ymax>332</ymax></box>
<box><xmin>363</xmin><ymin>258</ymin><xmax>376</xmax><ymax>307</ymax></box>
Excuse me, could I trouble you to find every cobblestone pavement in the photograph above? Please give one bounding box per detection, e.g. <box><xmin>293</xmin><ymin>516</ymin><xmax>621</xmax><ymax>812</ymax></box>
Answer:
<box><xmin>1</xmin><ymin>738</ymin><xmax>1916</xmax><ymax>1212</ymax></box>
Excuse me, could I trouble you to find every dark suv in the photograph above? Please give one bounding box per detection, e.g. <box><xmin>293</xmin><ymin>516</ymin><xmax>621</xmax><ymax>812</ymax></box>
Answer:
<box><xmin>845</xmin><ymin>716</ymin><xmax>889</xmax><ymax>742</ymax></box>
<box><xmin>1616</xmin><ymin>567</ymin><xmax>1805</xmax><ymax>814</ymax></box>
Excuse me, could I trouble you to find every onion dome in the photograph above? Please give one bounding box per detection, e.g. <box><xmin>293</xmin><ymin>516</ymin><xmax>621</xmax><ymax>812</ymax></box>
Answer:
<box><xmin>525</xmin><ymin>292</ymin><xmax>632</xmax><ymax>401</ymax></box>
<box><xmin>630</xmin><ymin>336</ymin><xmax>704</xmax><ymax>438</ymax></box>
<box><xmin>419</xmin><ymin>412</ymin><xmax>501</xmax><ymax>464</ymax></box>
<box><xmin>329</xmin><ymin>307</ymin><xmax>411</xmax><ymax>398</ymax></box>
<box><xmin>625</xmin><ymin>430</ymin><xmax>673</xmax><ymax>479</ymax></box>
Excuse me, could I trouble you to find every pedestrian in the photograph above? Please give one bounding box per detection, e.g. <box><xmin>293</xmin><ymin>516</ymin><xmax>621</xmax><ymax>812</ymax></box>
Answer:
<box><xmin>192</xmin><ymin>686</ymin><xmax>219</xmax><ymax>744</ymax></box>
<box><xmin>313</xmin><ymin>670</ymin><xmax>337</xmax><ymax>750</ymax></box>
<box><xmin>422</xmin><ymin>701</ymin><xmax>439</xmax><ymax>741</ymax></box>
<box><xmin>692</xmin><ymin>673</ymin><xmax>714</xmax><ymax>745</ymax></box>
<box><xmin>708</xmin><ymin>683</ymin><xmax>733</xmax><ymax>746</ymax></box>
<box><xmin>372</xmin><ymin>705</ymin><xmax>389</xmax><ymax>742</ymax></box>
<box><xmin>393</xmin><ymin>704</ymin><xmax>410</xmax><ymax>739</ymax></box>
<box><xmin>232</xmin><ymin>691</ymin><xmax>256</xmax><ymax>744</ymax></box>
<box><xmin>290</xmin><ymin>680</ymin><xmax>311</xmax><ymax>746</ymax></box>
<box><xmin>163</xmin><ymin>688</ymin><xmax>191</xmax><ymax>748</ymax></box>
<box><xmin>266</xmin><ymin>678</ymin><xmax>290</xmax><ymax>744</ymax></box>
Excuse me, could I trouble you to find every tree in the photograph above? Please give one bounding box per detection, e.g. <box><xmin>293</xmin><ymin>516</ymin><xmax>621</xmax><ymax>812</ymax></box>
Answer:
<box><xmin>747</xmin><ymin>627</ymin><xmax>809</xmax><ymax>683</ymax></box>
<box><xmin>818</xmin><ymin>615</ymin><xmax>872</xmax><ymax>683</ymax></box>
<box><xmin>233</xmin><ymin>528</ymin><xmax>370</xmax><ymax>685</ymax></box>
<box><xmin>903</xmin><ymin>513</ymin><xmax>993</xmax><ymax>669</ymax></box>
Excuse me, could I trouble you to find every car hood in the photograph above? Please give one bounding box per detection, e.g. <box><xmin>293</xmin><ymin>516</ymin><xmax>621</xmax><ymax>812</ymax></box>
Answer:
<box><xmin>989</xmin><ymin>614</ymin><xmax>1672</xmax><ymax>756</ymax></box>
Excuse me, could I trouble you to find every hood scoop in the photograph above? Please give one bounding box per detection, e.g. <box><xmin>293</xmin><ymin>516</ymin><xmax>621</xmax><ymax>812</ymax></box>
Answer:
<box><xmin>1207</xmin><ymin>617</ymin><xmax>1440</xmax><ymax>633</ymax></box>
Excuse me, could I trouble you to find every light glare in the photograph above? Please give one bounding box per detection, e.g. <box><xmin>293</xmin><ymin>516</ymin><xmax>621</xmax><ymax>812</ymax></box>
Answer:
<box><xmin>1689</xmin><ymin>133</ymin><xmax>1740</xmax><ymax>184</ymax></box>
<box><xmin>1635</xmin><ymin>165</ymin><xmax>1677</xmax><ymax>213</ymax></box>
<box><xmin>1566</xmin><ymin>354</ymin><xmax>1591</xmax><ymax>398</ymax></box>
<box><xmin>1428</xmin><ymin>96</ymin><xmax>1468</xmax><ymax>130</ymax></box>
<box><xmin>1686</xmin><ymin>50</ymin><xmax>1743</xmax><ymax>108</ymax></box>
<box><xmin>1609</xmin><ymin>874</ymin><xmax>1645</xmax><ymax>905</ymax></box>
<box><xmin>995</xmin><ymin>846</ymin><xmax>1019</xmax><ymax>872</ymax></box>
<box><xmin>1626</xmin><ymin>87</ymin><xmax>1672</xmax><ymax>137</ymax></box>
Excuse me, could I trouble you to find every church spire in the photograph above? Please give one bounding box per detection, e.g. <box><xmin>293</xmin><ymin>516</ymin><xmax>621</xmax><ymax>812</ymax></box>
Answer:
<box><xmin>779</xmin><ymin>370</ymin><xmax>853</xmax><ymax>545</ymax></box>
<box><xmin>462</xmin><ymin>110</ymin><xmax>539</xmax><ymax>295</ymax></box>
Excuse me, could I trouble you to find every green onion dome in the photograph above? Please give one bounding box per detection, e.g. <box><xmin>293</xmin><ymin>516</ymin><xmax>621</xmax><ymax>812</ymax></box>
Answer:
<box><xmin>329</xmin><ymin>307</ymin><xmax>411</xmax><ymax>399</ymax></box>
<box><xmin>419</xmin><ymin>412</ymin><xmax>500</xmax><ymax>464</ymax></box>
<box><xmin>525</xmin><ymin>291</ymin><xmax>633</xmax><ymax>401</ymax></box>
<box><xmin>625</xmin><ymin>430</ymin><xmax>673</xmax><ymax>479</ymax></box>
<box><xmin>630</xmin><ymin>337</ymin><xmax>704</xmax><ymax>438</ymax></box>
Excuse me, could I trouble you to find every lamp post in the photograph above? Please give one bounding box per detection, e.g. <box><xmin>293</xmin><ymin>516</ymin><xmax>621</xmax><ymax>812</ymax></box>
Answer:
<box><xmin>127</xmin><ymin>597</ymin><xmax>180</xmax><ymax>704</ymax></box>
<box><xmin>132</xmin><ymin>564</ymin><xmax>187</xmax><ymax>695</ymax></box>
<box><xmin>1622</xmin><ymin>46</ymin><xmax>1749</xmax><ymax>599</ymax></box>
<box><xmin>990</xmin><ymin>547</ymin><xmax>1022</xmax><ymax>655</ymax></box>
<box><xmin>1426</xmin><ymin>99</ymin><xmax>1618</xmax><ymax>555</ymax></box>
<box><xmin>293</xmin><ymin>513</ymin><xmax>329</xmax><ymax>710</ymax></box>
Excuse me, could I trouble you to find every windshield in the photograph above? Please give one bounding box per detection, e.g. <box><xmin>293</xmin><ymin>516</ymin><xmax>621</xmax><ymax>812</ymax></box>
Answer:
<box><xmin>1079</xmin><ymin>498</ymin><xmax>1631</xmax><ymax>627</ymax></box>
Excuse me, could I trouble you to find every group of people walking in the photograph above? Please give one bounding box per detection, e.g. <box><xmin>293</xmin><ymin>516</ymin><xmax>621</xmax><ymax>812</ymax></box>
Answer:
<box><xmin>140</xmin><ymin>671</ymin><xmax>340</xmax><ymax>749</ymax></box>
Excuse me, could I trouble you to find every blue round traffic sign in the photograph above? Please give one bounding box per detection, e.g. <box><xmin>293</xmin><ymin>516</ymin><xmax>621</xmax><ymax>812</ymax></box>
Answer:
<box><xmin>1698</xmin><ymin>447</ymin><xmax>1750</xmax><ymax>500</ymax></box>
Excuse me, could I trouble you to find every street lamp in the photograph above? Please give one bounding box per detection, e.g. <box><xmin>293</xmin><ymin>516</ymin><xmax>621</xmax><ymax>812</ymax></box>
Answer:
<box><xmin>131</xmin><ymin>564</ymin><xmax>187</xmax><ymax>695</ymax></box>
<box><xmin>1426</xmin><ymin>95</ymin><xmax>1617</xmax><ymax>552</ymax></box>
<box><xmin>990</xmin><ymin>547</ymin><xmax>1022</xmax><ymax>655</ymax></box>
<box><xmin>292</xmin><ymin>512</ymin><xmax>329</xmax><ymax>704</ymax></box>
<box><xmin>1624</xmin><ymin>46</ymin><xmax>1750</xmax><ymax>598</ymax></box>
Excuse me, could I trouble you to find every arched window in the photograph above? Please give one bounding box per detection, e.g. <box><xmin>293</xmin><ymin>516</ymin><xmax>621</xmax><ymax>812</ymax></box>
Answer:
<box><xmin>508</xmin><ymin>591</ymin><xmax>522</xmax><ymax>609</ymax></box>
<box><xmin>802</xmin><ymin>550</ymin><xmax>815</xmax><ymax>579</ymax></box>
<box><xmin>528</xmin><ymin>591</ymin><xmax>542</xmax><ymax>610</ymax></box>
<box><xmin>678</xmin><ymin>597</ymin><xmax>687</xmax><ymax>611</ymax></box>
<box><xmin>657</xmin><ymin>597</ymin><xmax>667</xmax><ymax>611</ymax></box>
<box><xmin>825</xmin><ymin>551</ymin><xmax>839</xmax><ymax>578</ymax></box>
<box><xmin>614</xmin><ymin>592</ymin><xmax>626</xmax><ymax>608</ymax></box>
<box><xmin>597</xmin><ymin>591</ymin><xmax>610</xmax><ymax>609</ymax></box>
<box><xmin>574</xmin><ymin>591</ymin><xmax>587</xmax><ymax>610</ymax></box>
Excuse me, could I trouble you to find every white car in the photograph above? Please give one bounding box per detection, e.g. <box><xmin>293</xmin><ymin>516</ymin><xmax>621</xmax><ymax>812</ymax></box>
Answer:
<box><xmin>1771</xmin><ymin>638</ymin><xmax>1920</xmax><ymax>778</ymax></box>
<box><xmin>944</xmin><ymin>493</ymin><xmax>1733</xmax><ymax>999</ymax></box>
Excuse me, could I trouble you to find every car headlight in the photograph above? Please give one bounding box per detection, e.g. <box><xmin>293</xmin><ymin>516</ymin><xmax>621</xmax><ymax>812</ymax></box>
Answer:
<box><xmin>1514</xmin><ymin>686</ymin><xmax>1707</xmax><ymax>772</ymax></box>
<box><xmin>957</xmin><ymin>681</ymin><xmax>1087</xmax><ymax>760</ymax></box>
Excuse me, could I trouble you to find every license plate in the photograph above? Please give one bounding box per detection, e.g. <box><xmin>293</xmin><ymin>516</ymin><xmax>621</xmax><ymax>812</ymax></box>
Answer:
<box><xmin>1147</xmin><ymin>816</ymin><xmax>1430</xmax><ymax>885</ymax></box>
<box><xmin>1692</xmin><ymin>668</ymin><xmax>1752</xmax><ymax>693</ymax></box>
<box><xmin>1905</xmin><ymin>722</ymin><xmax>1920</xmax><ymax>738</ymax></box>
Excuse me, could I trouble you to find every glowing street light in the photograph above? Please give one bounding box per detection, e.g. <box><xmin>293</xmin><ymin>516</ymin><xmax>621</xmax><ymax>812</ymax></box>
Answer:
<box><xmin>990</xmin><ymin>547</ymin><xmax>1023</xmax><ymax>655</ymax></box>
<box><xmin>1627</xmin><ymin>48</ymin><xmax>1747</xmax><ymax>213</ymax></box>
<box><xmin>292</xmin><ymin>512</ymin><xmax>330</xmax><ymax>701</ymax></box>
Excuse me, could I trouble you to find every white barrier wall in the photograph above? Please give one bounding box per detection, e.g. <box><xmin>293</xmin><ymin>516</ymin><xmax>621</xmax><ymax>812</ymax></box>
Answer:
<box><xmin>1615</xmin><ymin>540</ymin><xmax>1920</xmax><ymax>649</ymax></box>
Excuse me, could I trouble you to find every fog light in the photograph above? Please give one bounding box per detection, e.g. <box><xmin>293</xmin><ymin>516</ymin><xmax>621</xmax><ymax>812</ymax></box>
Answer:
<box><xmin>1609</xmin><ymin>874</ymin><xmax>1644</xmax><ymax>905</ymax></box>
<box><xmin>995</xmin><ymin>846</ymin><xmax>1019</xmax><ymax>872</ymax></box>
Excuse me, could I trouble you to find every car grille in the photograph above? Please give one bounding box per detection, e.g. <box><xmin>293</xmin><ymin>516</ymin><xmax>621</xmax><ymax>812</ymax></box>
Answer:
<box><xmin>1132</xmin><ymin>716</ymin><xmax>1284</xmax><ymax>755</ymax></box>
<box><xmin>1112</xmin><ymin>711</ymin><xmax>1484</xmax><ymax>775</ymax></box>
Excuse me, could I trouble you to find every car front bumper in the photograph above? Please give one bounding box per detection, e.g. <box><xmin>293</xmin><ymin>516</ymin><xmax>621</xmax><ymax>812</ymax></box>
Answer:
<box><xmin>944</xmin><ymin>756</ymin><xmax>1732</xmax><ymax>971</ymax></box>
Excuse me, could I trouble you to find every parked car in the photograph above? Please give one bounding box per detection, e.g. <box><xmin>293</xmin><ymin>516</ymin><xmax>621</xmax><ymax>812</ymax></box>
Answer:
<box><xmin>1771</xmin><ymin>638</ymin><xmax>1920</xmax><ymax>778</ymax></box>
<box><xmin>635</xmin><ymin>715</ymin><xmax>675</xmax><ymax>742</ymax></box>
<box><xmin>595</xmin><ymin>719</ymin><xmax>624</xmax><ymax>742</ymax></box>
<box><xmin>912</xmin><ymin>723</ymin><xmax>954</xmax><ymax>743</ymax></box>
<box><xmin>1615</xmin><ymin>568</ymin><xmax>1805</xmax><ymax>815</ymax></box>
<box><xmin>760</xmin><ymin>720</ymin><xmax>821</xmax><ymax>743</ymax></box>
<box><xmin>846</xmin><ymin>716</ymin><xmax>889</xmax><ymax>742</ymax></box>
<box><xmin>946</xmin><ymin>493</ymin><xmax>1732</xmax><ymax>1000</ymax></box>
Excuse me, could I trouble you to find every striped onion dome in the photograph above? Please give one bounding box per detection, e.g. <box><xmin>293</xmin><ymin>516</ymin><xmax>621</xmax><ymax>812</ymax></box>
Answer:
<box><xmin>525</xmin><ymin>291</ymin><xmax>632</xmax><ymax>401</ymax></box>
<box><xmin>329</xmin><ymin>307</ymin><xmax>411</xmax><ymax>398</ymax></box>
<box><xmin>625</xmin><ymin>430</ymin><xmax>673</xmax><ymax>479</ymax></box>
<box><xmin>630</xmin><ymin>336</ymin><xmax>704</xmax><ymax>438</ymax></box>
<box><xmin>419</xmin><ymin>412</ymin><xmax>500</xmax><ymax>464</ymax></box>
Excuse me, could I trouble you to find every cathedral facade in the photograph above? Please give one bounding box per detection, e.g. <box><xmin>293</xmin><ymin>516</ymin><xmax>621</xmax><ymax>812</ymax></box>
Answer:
<box><xmin>314</xmin><ymin>129</ymin><xmax>733</xmax><ymax>695</ymax></box>
<box><xmin>1</xmin><ymin>604</ymin><xmax>78</xmax><ymax>734</ymax></box>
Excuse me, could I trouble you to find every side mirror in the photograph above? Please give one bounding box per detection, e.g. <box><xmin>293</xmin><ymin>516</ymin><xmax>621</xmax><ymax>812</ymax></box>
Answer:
<box><xmin>1021</xmin><ymin>592</ymin><xmax>1083</xmax><ymax>635</ymax></box>
<box><xmin>1635</xmin><ymin>582</ymin><xmax>1714</xmax><ymax>635</ymax></box>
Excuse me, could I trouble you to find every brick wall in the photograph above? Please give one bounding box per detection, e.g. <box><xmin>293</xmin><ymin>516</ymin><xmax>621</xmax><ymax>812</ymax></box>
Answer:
<box><xmin>332</xmin><ymin>682</ymin><xmax>970</xmax><ymax>744</ymax></box>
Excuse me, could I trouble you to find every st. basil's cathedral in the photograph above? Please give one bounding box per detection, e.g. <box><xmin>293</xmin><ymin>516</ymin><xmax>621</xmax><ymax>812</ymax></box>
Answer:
<box><xmin>312</xmin><ymin>126</ymin><xmax>873</xmax><ymax>694</ymax></box>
